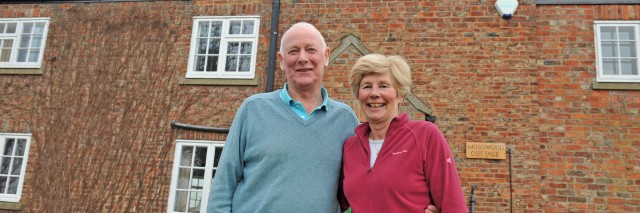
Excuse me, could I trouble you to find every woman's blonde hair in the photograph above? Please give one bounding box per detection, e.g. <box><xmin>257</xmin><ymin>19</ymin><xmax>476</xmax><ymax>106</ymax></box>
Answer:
<box><xmin>349</xmin><ymin>54</ymin><xmax>412</xmax><ymax>99</ymax></box>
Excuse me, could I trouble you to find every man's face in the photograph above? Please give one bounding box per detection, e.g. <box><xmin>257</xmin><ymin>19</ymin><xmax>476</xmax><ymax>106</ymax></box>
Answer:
<box><xmin>277</xmin><ymin>25</ymin><xmax>330</xmax><ymax>89</ymax></box>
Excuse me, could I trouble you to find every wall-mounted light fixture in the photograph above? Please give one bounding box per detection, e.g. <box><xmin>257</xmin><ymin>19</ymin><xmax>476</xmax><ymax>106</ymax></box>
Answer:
<box><xmin>495</xmin><ymin>0</ymin><xmax>519</xmax><ymax>19</ymax></box>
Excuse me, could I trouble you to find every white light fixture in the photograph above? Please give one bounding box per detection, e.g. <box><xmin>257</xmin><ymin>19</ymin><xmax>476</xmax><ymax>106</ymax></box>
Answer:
<box><xmin>495</xmin><ymin>0</ymin><xmax>519</xmax><ymax>19</ymax></box>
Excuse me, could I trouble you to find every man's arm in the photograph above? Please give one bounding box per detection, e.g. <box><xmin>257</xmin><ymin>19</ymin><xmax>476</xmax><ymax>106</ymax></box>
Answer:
<box><xmin>207</xmin><ymin>102</ymin><xmax>249</xmax><ymax>212</ymax></box>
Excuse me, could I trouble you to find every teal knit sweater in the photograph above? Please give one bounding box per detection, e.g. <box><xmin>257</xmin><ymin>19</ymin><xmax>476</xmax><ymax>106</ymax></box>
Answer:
<box><xmin>208</xmin><ymin>90</ymin><xmax>359</xmax><ymax>213</ymax></box>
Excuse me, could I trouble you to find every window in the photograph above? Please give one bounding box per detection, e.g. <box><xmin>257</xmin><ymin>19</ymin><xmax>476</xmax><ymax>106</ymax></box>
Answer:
<box><xmin>186</xmin><ymin>16</ymin><xmax>259</xmax><ymax>79</ymax></box>
<box><xmin>594</xmin><ymin>21</ymin><xmax>640</xmax><ymax>83</ymax></box>
<box><xmin>0</xmin><ymin>133</ymin><xmax>31</xmax><ymax>203</ymax></box>
<box><xmin>168</xmin><ymin>140</ymin><xmax>224</xmax><ymax>213</ymax></box>
<box><xmin>0</xmin><ymin>18</ymin><xmax>49</xmax><ymax>69</ymax></box>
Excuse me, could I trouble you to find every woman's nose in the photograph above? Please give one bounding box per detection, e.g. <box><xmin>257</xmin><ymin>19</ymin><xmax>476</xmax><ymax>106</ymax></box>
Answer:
<box><xmin>368</xmin><ymin>87</ymin><xmax>380</xmax><ymax>98</ymax></box>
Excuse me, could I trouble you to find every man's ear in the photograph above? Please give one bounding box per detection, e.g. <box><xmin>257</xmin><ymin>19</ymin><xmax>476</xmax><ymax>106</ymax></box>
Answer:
<box><xmin>324</xmin><ymin>48</ymin><xmax>331</xmax><ymax>66</ymax></box>
<box><xmin>277</xmin><ymin>52</ymin><xmax>284</xmax><ymax>70</ymax></box>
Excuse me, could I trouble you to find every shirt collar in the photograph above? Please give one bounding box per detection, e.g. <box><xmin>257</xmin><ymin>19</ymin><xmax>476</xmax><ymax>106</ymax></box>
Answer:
<box><xmin>280</xmin><ymin>83</ymin><xmax>328</xmax><ymax>110</ymax></box>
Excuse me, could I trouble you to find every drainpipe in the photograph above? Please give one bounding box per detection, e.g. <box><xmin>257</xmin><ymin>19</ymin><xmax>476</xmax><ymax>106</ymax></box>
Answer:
<box><xmin>266</xmin><ymin>0</ymin><xmax>281</xmax><ymax>92</ymax></box>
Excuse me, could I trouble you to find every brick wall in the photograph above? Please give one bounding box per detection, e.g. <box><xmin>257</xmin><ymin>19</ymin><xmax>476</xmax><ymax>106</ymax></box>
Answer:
<box><xmin>537</xmin><ymin>4</ymin><xmax>640</xmax><ymax>212</ymax></box>
<box><xmin>0</xmin><ymin>0</ymin><xmax>638</xmax><ymax>212</ymax></box>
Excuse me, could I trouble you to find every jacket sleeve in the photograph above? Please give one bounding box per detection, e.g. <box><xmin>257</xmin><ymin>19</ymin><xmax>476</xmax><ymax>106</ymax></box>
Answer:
<box><xmin>207</xmin><ymin>100</ymin><xmax>249</xmax><ymax>213</ymax></box>
<box><xmin>423</xmin><ymin>124</ymin><xmax>468</xmax><ymax>213</ymax></box>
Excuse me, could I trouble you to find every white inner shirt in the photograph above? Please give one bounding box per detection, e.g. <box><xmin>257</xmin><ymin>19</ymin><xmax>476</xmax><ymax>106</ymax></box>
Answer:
<box><xmin>369</xmin><ymin>139</ymin><xmax>385</xmax><ymax>167</ymax></box>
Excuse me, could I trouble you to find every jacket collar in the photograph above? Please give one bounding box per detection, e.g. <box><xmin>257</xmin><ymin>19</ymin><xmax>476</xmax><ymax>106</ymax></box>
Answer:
<box><xmin>354</xmin><ymin>113</ymin><xmax>410</xmax><ymax>142</ymax></box>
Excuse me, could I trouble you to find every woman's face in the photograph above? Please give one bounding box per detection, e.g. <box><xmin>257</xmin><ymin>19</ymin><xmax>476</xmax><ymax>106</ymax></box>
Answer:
<box><xmin>358</xmin><ymin>72</ymin><xmax>402</xmax><ymax>124</ymax></box>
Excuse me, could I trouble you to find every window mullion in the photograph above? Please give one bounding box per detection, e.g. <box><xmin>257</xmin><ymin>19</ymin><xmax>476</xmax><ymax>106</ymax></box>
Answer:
<box><xmin>636</xmin><ymin>25</ymin><xmax>640</xmax><ymax>77</ymax></box>
<box><xmin>218</xmin><ymin>20</ymin><xmax>229</xmax><ymax>75</ymax></box>
<box><xmin>9</xmin><ymin>23</ymin><xmax>22</xmax><ymax>64</ymax></box>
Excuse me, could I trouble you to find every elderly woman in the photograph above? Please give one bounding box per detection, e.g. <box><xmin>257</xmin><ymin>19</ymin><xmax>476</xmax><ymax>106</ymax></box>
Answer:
<box><xmin>342</xmin><ymin>54</ymin><xmax>468</xmax><ymax>213</ymax></box>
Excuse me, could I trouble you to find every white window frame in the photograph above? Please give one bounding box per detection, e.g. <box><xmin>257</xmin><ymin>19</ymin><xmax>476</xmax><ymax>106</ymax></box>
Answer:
<box><xmin>594</xmin><ymin>21</ymin><xmax>640</xmax><ymax>83</ymax></box>
<box><xmin>186</xmin><ymin>16</ymin><xmax>259</xmax><ymax>79</ymax></box>
<box><xmin>167</xmin><ymin>140</ymin><xmax>224</xmax><ymax>213</ymax></box>
<box><xmin>0</xmin><ymin>18</ymin><xmax>49</xmax><ymax>69</ymax></box>
<box><xmin>0</xmin><ymin>133</ymin><xmax>31</xmax><ymax>203</ymax></box>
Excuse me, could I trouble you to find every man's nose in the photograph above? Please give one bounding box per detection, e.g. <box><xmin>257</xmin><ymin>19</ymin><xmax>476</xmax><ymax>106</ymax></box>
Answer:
<box><xmin>297</xmin><ymin>51</ymin><xmax>309</xmax><ymax>63</ymax></box>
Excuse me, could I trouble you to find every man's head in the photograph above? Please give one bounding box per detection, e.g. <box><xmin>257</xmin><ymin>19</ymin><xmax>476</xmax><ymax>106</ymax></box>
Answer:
<box><xmin>277</xmin><ymin>22</ymin><xmax>330</xmax><ymax>90</ymax></box>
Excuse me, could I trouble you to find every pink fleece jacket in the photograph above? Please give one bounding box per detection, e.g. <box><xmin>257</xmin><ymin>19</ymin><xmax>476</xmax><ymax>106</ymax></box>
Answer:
<box><xmin>342</xmin><ymin>113</ymin><xmax>468</xmax><ymax>213</ymax></box>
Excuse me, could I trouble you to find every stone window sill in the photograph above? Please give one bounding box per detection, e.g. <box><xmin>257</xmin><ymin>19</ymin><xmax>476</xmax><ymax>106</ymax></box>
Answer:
<box><xmin>592</xmin><ymin>81</ymin><xmax>640</xmax><ymax>90</ymax></box>
<box><xmin>179</xmin><ymin>77</ymin><xmax>258</xmax><ymax>86</ymax></box>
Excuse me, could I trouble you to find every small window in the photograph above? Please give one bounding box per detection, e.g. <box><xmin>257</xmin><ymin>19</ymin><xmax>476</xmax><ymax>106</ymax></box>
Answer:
<box><xmin>0</xmin><ymin>18</ymin><xmax>49</xmax><ymax>69</ymax></box>
<box><xmin>0</xmin><ymin>133</ymin><xmax>31</xmax><ymax>203</ymax></box>
<box><xmin>167</xmin><ymin>140</ymin><xmax>224</xmax><ymax>213</ymax></box>
<box><xmin>186</xmin><ymin>16</ymin><xmax>259</xmax><ymax>79</ymax></box>
<box><xmin>595</xmin><ymin>21</ymin><xmax>640</xmax><ymax>83</ymax></box>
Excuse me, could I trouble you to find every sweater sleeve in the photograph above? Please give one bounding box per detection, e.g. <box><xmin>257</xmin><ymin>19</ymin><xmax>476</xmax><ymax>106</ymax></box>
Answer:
<box><xmin>423</xmin><ymin>124</ymin><xmax>468</xmax><ymax>213</ymax></box>
<box><xmin>207</xmin><ymin>99</ymin><xmax>249</xmax><ymax>213</ymax></box>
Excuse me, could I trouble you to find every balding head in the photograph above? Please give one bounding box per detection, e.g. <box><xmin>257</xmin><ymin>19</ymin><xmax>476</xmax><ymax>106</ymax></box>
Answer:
<box><xmin>279</xmin><ymin>22</ymin><xmax>327</xmax><ymax>54</ymax></box>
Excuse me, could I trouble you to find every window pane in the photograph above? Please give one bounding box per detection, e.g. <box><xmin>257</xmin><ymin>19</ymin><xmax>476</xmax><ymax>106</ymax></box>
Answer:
<box><xmin>240</xmin><ymin>42</ymin><xmax>252</xmax><ymax>54</ymax></box>
<box><xmin>619</xmin><ymin>41</ymin><xmax>636</xmax><ymax>57</ymax></box>
<box><xmin>196</xmin><ymin>38</ymin><xmax>207</xmax><ymax>54</ymax></box>
<box><xmin>180</xmin><ymin>146</ymin><xmax>193</xmax><ymax>166</ymax></box>
<box><xmin>0</xmin><ymin>157</ymin><xmax>10</xmax><ymax>175</ymax></box>
<box><xmin>229</xmin><ymin>21</ymin><xmax>241</xmax><ymax>34</ymax></box>
<box><xmin>602</xmin><ymin>58</ymin><xmax>618</xmax><ymax>75</ymax></box>
<box><xmin>194</xmin><ymin>147</ymin><xmax>207</xmax><ymax>167</ymax></box>
<box><xmin>33</xmin><ymin>23</ymin><xmax>46</xmax><ymax>34</ymax></box>
<box><xmin>192</xmin><ymin>169</ymin><xmax>205</xmax><ymax>189</ymax></box>
<box><xmin>22</xmin><ymin>23</ymin><xmax>33</xmax><ymax>33</ymax></box>
<box><xmin>2</xmin><ymin>39</ymin><xmax>12</xmax><ymax>48</ymax></box>
<box><xmin>214</xmin><ymin>147</ymin><xmax>223</xmax><ymax>167</ymax></box>
<box><xmin>15</xmin><ymin>139</ymin><xmax>26</xmax><ymax>156</ymax></box>
<box><xmin>5</xmin><ymin>23</ymin><xmax>16</xmax><ymax>34</ymax></box>
<box><xmin>226</xmin><ymin>56</ymin><xmax>237</xmax><ymax>71</ymax></box>
<box><xmin>4</xmin><ymin>139</ymin><xmax>15</xmax><ymax>155</ymax></box>
<box><xmin>173</xmin><ymin>191</ymin><xmax>188</xmax><ymax>212</ymax></box>
<box><xmin>0</xmin><ymin>23</ymin><xmax>4</xmax><ymax>33</ymax></box>
<box><xmin>601</xmin><ymin>27</ymin><xmax>616</xmax><ymax>40</ymax></box>
<box><xmin>227</xmin><ymin>42</ymin><xmax>239</xmax><ymax>54</ymax></box>
<box><xmin>239</xmin><ymin>56</ymin><xmax>251</xmax><ymax>72</ymax></box>
<box><xmin>0</xmin><ymin>176</ymin><xmax>6</xmax><ymax>194</ymax></box>
<box><xmin>242</xmin><ymin>20</ymin><xmax>254</xmax><ymax>34</ymax></box>
<box><xmin>620</xmin><ymin>59</ymin><xmax>638</xmax><ymax>75</ymax></box>
<box><xmin>17</xmin><ymin>49</ymin><xmax>27</xmax><ymax>62</ymax></box>
<box><xmin>11</xmin><ymin>158</ymin><xmax>22</xmax><ymax>175</ymax></box>
<box><xmin>28</xmin><ymin>50</ymin><xmax>39</xmax><ymax>62</ymax></box>
<box><xmin>601</xmin><ymin>41</ymin><xmax>617</xmax><ymax>57</ymax></box>
<box><xmin>177</xmin><ymin>168</ymin><xmax>191</xmax><ymax>189</ymax></box>
<box><xmin>0</xmin><ymin>49</ymin><xmax>9</xmax><ymax>62</ymax></box>
<box><xmin>188</xmin><ymin>191</ymin><xmax>203</xmax><ymax>212</ymax></box>
<box><xmin>31</xmin><ymin>35</ymin><xmax>42</xmax><ymax>48</ymax></box>
<box><xmin>207</xmin><ymin>39</ymin><xmax>220</xmax><ymax>54</ymax></box>
<box><xmin>7</xmin><ymin>177</ymin><xmax>18</xmax><ymax>194</ymax></box>
<box><xmin>195</xmin><ymin>56</ymin><xmax>205</xmax><ymax>72</ymax></box>
<box><xmin>618</xmin><ymin>27</ymin><xmax>635</xmax><ymax>40</ymax></box>
<box><xmin>198</xmin><ymin>22</ymin><xmax>209</xmax><ymax>37</ymax></box>
<box><xmin>19</xmin><ymin>35</ymin><xmax>30</xmax><ymax>48</ymax></box>
<box><xmin>206</xmin><ymin>56</ymin><xmax>217</xmax><ymax>72</ymax></box>
<box><xmin>210</xmin><ymin>21</ymin><xmax>222</xmax><ymax>37</ymax></box>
